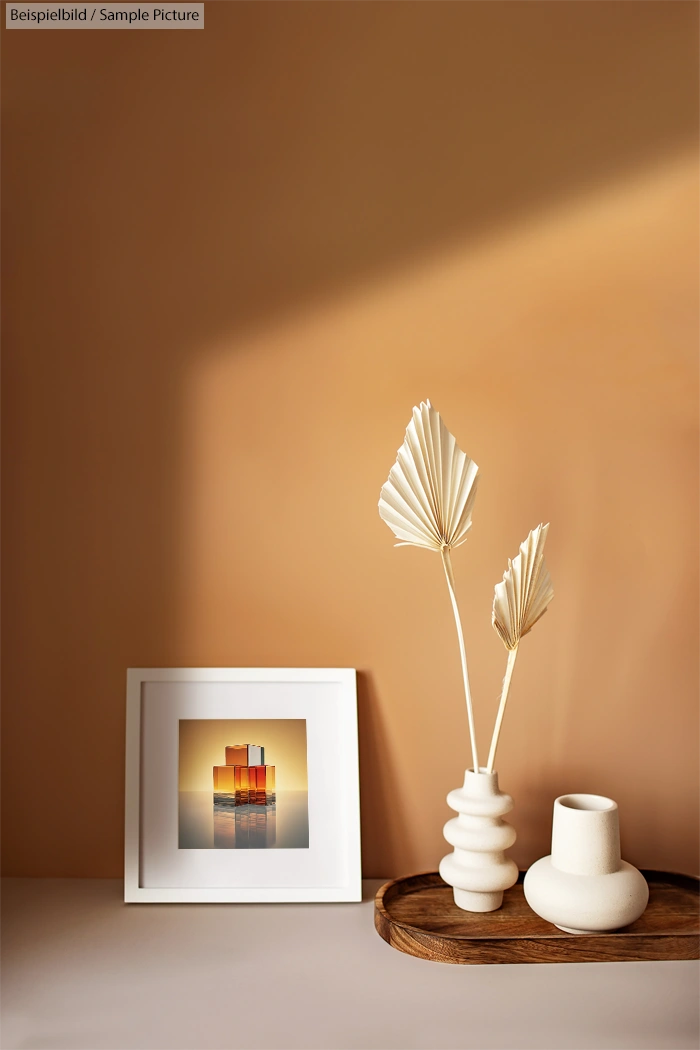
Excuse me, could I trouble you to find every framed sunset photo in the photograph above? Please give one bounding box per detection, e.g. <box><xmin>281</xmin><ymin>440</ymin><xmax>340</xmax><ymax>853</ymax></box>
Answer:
<box><xmin>124</xmin><ymin>668</ymin><xmax>361</xmax><ymax>903</ymax></box>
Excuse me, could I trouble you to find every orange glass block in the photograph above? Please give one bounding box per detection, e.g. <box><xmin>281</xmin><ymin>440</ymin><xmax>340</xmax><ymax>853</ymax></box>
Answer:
<box><xmin>234</xmin><ymin>765</ymin><xmax>251</xmax><ymax>804</ymax></box>
<box><xmin>225</xmin><ymin>744</ymin><xmax>264</xmax><ymax>766</ymax></box>
<box><xmin>213</xmin><ymin>764</ymin><xmax>252</xmax><ymax>805</ymax></box>
<box><xmin>249</xmin><ymin>765</ymin><xmax>276</xmax><ymax>805</ymax></box>
<box><xmin>213</xmin><ymin>765</ymin><xmax>236</xmax><ymax>792</ymax></box>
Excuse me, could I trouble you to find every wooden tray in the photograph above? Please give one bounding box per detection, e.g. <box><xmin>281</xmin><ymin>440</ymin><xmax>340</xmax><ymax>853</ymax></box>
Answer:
<box><xmin>374</xmin><ymin>870</ymin><xmax>699</xmax><ymax>964</ymax></box>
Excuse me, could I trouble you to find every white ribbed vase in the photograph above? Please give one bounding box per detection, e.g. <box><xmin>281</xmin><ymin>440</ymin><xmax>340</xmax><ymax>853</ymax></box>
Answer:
<box><xmin>439</xmin><ymin>769</ymin><xmax>519</xmax><ymax>912</ymax></box>
<box><xmin>523</xmin><ymin>793</ymin><xmax>649</xmax><ymax>934</ymax></box>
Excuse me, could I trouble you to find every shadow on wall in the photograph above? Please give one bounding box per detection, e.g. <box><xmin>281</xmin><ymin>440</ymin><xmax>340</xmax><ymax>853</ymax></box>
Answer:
<box><xmin>356</xmin><ymin>671</ymin><xmax>411</xmax><ymax>879</ymax></box>
<box><xmin>2</xmin><ymin>2</ymin><xmax>698</xmax><ymax>876</ymax></box>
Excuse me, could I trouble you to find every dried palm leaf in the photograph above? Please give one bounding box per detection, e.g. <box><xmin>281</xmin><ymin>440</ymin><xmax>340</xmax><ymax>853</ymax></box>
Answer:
<box><xmin>492</xmin><ymin>523</ymin><xmax>553</xmax><ymax>650</ymax></box>
<box><xmin>486</xmin><ymin>524</ymin><xmax>554</xmax><ymax>772</ymax></box>
<box><xmin>379</xmin><ymin>402</ymin><xmax>481</xmax><ymax>772</ymax></box>
<box><xmin>378</xmin><ymin>401</ymin><xmax>479</xmax><ymax>552</ymax></box>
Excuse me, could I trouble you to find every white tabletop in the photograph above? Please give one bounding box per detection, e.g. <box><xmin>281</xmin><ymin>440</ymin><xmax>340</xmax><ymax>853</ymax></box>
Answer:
<box><xmin>2</xmin><ymin>878</ymin><xmax>698</xmax><ymax>1050</ymax></box>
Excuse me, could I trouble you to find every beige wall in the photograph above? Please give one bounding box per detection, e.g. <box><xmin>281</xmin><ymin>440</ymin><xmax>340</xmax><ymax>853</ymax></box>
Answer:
<box><xmin>2</xmin><ymin>2</ymin><xmax>698</xmax><ymax>879</ymax></box>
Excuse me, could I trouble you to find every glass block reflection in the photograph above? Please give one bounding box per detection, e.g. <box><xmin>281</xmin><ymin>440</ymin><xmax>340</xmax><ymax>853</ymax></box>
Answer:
<box><xmin>178</xmin><ymin>790</ymin><xmax>308</xmax><ymax>849</ymax></box>
<box><xmin>213</xmin><ymin>805</ymin><xmax>277</xmax><ymax>849</ymax></box>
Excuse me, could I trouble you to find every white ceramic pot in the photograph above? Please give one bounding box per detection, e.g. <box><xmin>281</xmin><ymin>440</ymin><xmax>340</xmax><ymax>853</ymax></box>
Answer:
<box><xmin>523</xmin><ymin>793</ymin><xmax>649</xmax><ymax>934</ymax></box>
<box><xmin>439</xmin><ymin>769</ymin><xmax>519</xmax><ymax>912</ymax></box>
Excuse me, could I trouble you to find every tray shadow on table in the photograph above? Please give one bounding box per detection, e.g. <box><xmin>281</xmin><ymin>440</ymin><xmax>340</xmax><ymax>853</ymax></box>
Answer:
<box><xmin>374</xmin><ymin>870</ymin><xmax>700</xmax><ymax>964</ymax></box>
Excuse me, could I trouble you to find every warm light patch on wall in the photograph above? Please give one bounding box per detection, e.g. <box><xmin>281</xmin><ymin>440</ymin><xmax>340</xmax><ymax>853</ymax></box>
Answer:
<box><xmin>179</xmin><ymin>151</ymin><xmax>698</xmax><ymax>875</ymax></box>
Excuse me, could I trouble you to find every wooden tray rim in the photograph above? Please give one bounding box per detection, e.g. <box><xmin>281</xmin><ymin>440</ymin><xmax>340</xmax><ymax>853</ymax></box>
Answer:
<box><xmin>375</xmin><ymin>869</ymin><xmax>700</xmax><ymax>943</ymax></box>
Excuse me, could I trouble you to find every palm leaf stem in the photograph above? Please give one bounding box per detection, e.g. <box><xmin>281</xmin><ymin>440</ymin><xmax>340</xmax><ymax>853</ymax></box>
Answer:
<box><xmin>486</xmin><ymin>646</ymin><xmax>518</xmax><ymax>774</ymax></box>
<box><xmin>440</xmin><ymin>547</ymin><xmax>479</xmax><ymax>774</ymax></box>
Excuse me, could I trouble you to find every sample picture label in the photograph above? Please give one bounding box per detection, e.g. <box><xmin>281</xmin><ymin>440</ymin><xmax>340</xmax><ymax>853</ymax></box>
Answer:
<box><xmin>5</xmin><ymin>4</ymin><xmax>205</xmax><ymax>30</ymax></box>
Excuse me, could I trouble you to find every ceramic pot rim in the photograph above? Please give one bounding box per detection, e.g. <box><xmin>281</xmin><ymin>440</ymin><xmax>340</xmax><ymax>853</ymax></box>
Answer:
<box><xmin>555</xmin><ymin>793</ymin><xmax>617</xmax><ymax>813</ymax></box>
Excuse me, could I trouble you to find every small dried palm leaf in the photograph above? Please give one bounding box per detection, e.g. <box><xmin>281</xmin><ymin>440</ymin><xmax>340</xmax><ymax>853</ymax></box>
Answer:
<box><xmin>492</xmin><ymin>524</ymin><xmax>554</xmax><ymax>650</ymax></box>
<box><xmin>378</xmin><ymin>401</ymin><xmax>479</xmax><ymax>551</ymax></box>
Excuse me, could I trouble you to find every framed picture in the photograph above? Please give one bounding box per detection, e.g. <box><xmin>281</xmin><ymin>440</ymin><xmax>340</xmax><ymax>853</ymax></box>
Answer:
<box><xmin>124</xmin><ymin>667</ymin><xmax>361</xmax><ymax>903</ymax></box>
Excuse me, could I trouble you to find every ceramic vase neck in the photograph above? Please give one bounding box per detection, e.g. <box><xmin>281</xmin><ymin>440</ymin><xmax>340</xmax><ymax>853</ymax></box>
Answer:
<box><xmin>462</xmin><ymin>768</ymin><xmax>501</xmax><ymax>796</ymax></box>
<box><xmin>551</xmin><ymin>794</ymin><xmax>621</xmax><ymax>876</ymax></box>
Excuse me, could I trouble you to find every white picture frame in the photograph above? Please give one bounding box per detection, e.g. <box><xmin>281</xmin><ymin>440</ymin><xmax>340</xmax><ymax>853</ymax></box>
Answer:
<box><xmin>125</xmin><ymin>667</ymin><xmax>361</xmax><ymax>903</ymax></box>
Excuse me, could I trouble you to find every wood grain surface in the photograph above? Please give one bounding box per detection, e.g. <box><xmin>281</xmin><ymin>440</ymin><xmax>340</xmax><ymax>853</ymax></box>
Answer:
<box><xmin>374</xmin><ymin>870</ymin><xmax>699</xmax><ymax>964</ymax></box>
